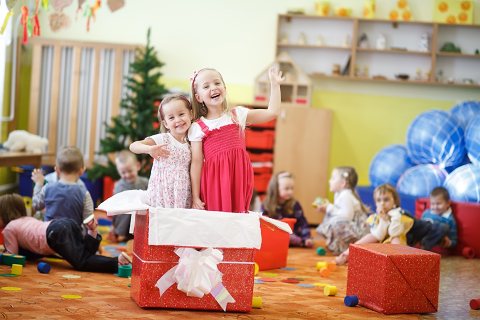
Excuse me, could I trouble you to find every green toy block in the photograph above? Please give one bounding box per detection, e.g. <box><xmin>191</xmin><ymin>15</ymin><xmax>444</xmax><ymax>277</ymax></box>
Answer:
<box><xmin>1</xmin><ymin>253</ymin><xmax>26</xmax><ymax>266</ymax></box>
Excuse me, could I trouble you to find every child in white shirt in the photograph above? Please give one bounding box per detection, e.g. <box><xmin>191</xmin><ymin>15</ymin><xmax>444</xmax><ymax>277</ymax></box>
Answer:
<box><xmin>316</xmin><ymin>166</ymin><xmax>369</xmax><ymax>254</ymax></box>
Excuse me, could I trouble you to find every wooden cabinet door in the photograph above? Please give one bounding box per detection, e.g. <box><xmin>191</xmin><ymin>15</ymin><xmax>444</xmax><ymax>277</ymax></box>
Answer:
<box><xmin>273</xmin><ymin>106</ymin><xmax>333</xmax><ymax>224</ymax></box>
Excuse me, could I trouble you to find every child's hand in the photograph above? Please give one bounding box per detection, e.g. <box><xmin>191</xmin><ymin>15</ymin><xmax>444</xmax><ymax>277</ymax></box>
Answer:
<box><xmin>192</xmin><ymin>197</ymin><xmax>205</xmax><ymax>210</ymax></box>
<box><xmin>304</xmin><ymin>239</ymin><xmax>314</xmax><ymax>248</ymax></box>
<box><xmin>315</xmin><ymin>203</ymin><xmax>328</xmax><ymax>213</ymax></box>
<box><xmin>85</xmin><ymin>216</ymin><xmax>97</xmax><ymax>232</ymax></box>
<box><xmin>268</xmin><ymin>65</ymin><xmax>285</xmax><ymax>85</ymax></box>
<box><xmin>378</xmin><ymin>209</ymin><xmax>389</xmax><ymax>221</ymax></box>
<box><xmin>442</xmin><ymin>236</ymin><xmax>452</xmax><ymax>248</ymax></box>
<box><xmin>31</xmin><ymin>168</ymin><xmax>45</xmax><ymax>185</ymax></box>
<box><xmin>149</xmin><ymin>144</ymin><xmax>170</xmax><ymax>160</ymax></box>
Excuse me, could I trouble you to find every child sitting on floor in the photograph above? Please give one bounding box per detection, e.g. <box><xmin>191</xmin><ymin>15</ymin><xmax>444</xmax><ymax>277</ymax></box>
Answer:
<box><xmin>316</xmin><ymin>166</ymin><xmax>369</xmax><ymax>254</ymax></box>
<box><xmin>0</xmin><ymin>193</ymin><xmax>129</xmax><ymax>273</ymax></box>
<box><xmin>32</xmin><ymin>146</ymin><xmax>93</xmax><ymax>226</ymax></box>
<box><xmin>110</xmin><ymin>150</ymin><xmax>149</xmax><ymax>242</ymax></box>
<box><xmin>336</xmin><ymin>184</ymin><xmax>414</xmax><ymax>265</ymax></box>
<box><xmin>408</xmin><ymin>186</ymin><xmax>457</xmax><ymax>251</ymax></box>
<box><xmin>262</xmin><ymin>171</ymin><xmax>313</xmax><ymax>248</ymax></box>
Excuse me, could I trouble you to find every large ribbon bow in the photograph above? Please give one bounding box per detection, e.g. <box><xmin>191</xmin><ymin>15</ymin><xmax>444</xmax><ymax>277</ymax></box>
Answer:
<box><xmin>155</xmin><ymin>247</ymin><xmax>236</xmax><ymax>311</ymax></box>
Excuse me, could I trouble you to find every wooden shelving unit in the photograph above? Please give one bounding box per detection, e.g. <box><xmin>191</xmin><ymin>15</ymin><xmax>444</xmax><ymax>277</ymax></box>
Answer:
<box><xmin>276</xmin><ymin>14</ymin><xmax>480</xmax><ymax>88</ymax></box>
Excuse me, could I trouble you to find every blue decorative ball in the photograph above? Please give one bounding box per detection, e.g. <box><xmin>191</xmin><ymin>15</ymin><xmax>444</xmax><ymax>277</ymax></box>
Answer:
<box><xmin>369</xmin><ymin>145</ymin><xmax>413</xmax><ymax>187</ymax></box>
<box><xmin>406</xmin><ymin>110</ymin><xmax>465</xmax><ymax>167</ymax></box>
<box><xmin>397</xmin><ymin>164</ymin><xmax>448</xmax><ymax>198</ymax></box>
<box><xmin>450</xmin><ymin>100</ymin><xmax>480</xmax><ymax>130</ymax></box>
<box><xmin>465</xmin><ymin>116</ymin><xmax>480</xmax><ymax>165</ymax></box>
<box><xmin>444</xmin><ymin>164</ymin><xmax>480</xmax><ymax>203</ymax></box>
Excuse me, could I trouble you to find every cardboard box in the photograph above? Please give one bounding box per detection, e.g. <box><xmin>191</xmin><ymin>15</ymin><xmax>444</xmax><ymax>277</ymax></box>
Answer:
<box><xmin>347</xmin><ymin>244</ymin><xmax>440</xmax><ymax>314</ymax></box>
<box><xmin>97</xmin><ymin>190</ymin><xmax>292</xmax><ymax>312</ymax></box>
<box><xmin>255</xmin><ymin>218</ymin><xmax>296</xmax><ymax>271</ymax></box>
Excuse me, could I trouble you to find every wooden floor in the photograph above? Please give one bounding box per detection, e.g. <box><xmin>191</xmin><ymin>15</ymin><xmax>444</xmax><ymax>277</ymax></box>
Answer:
<box><xmin>1</xmin><ymin>237</ymin><xmax>479</xmax><ymax>320</ymax></box>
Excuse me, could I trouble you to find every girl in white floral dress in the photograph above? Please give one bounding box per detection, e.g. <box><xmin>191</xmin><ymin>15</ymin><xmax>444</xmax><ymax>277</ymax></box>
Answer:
<box><xmin>130</xmin><ymin>94</ymin><xmax>193</xmax><ymax>208</ymax></box>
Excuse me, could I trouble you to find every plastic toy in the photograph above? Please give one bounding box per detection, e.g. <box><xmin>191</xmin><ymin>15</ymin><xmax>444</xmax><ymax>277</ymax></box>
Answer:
<box><xmin>344</xmin><ymin>295</ymin><xmax>359</xmax><ymax>307</ymax></box>
<box><xmin>37</xmin><ymin>262</ymin><xmax>51</xmax><ymax>274</ymax></box>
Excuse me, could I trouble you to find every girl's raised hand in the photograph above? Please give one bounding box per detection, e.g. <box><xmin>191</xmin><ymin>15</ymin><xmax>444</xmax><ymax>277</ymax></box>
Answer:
<box><xmin>268</xmin><ymin>65</ymin><xmax>285</xmax><ymax>85</ymax></box>
<box><xmin>149</xmin><ymin>144</ymin><xmax>170</xmax><ymax>160</ymax></box>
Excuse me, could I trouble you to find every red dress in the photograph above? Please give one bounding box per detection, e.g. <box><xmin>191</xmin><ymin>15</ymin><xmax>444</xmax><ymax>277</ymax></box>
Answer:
<box><xmin>197</xmin><ymin>111</ymin><xmax>253</xmax><ymax>213</ymax></box>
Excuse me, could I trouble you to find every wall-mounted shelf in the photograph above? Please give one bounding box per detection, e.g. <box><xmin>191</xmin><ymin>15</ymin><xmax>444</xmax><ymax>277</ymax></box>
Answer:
<box><xmin>276</xmin><ymin>14</ymin><xmax>480</xmax><ymax>88</ymax></box>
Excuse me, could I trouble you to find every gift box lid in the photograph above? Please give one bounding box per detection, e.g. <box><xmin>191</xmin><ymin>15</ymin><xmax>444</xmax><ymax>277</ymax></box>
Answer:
<box><xmin>97</xmin><ymin>190</ymin><xmax>292</xmax><ymax>249</ymax></box>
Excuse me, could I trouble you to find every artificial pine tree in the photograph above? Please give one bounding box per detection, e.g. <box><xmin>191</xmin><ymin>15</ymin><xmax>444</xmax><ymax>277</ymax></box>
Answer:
<box><xmin>88</xmin><ymin>28</ymin><xmax>167</xmax><ymax>180</ymax></box>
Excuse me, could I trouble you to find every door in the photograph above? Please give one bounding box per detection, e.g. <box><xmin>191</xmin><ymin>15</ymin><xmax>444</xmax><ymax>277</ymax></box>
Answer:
<box><xmin>274</xmin><ymin>106</ymin><xmax>333</xmax><ymax>224</ymax></box>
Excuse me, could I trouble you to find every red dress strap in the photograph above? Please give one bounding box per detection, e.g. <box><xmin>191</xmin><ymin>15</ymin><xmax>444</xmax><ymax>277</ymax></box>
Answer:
<box><xmin>196</xmin><ymin>119</ymin><xmax>210</xmax><ymax>135</ymax></box>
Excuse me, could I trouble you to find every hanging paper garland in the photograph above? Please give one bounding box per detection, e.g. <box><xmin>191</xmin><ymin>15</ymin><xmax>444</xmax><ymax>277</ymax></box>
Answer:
<box><xmin>83</xmin><ymin>0</ymin><xmax>101</xmax><ymax>32</ymax></box>
<box><xmin>20</xmin><ymin>5</ymin><xmax>28</xmax><ymax>43</ymax></box>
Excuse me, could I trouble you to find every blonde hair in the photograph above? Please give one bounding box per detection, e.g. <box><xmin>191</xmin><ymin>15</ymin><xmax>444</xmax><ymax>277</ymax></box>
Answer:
<box><xmin>190</xmin><ymin>68</ymin><xmax>229</xmax><ymax>120</ymax></box>
<box><xmin>56</xmin><ymin>146</ymin><xmax>84</xmax><ymax>174</ymax></box>
<box><xmin>157</xmin><ymin>93</ymin><xmax>192</xmax><ymax>133</ymax></box>
<box><xmin>0</xmin><ymin>194</ymin><xmax>27</xmax><ymax>226</ymax></box>
<box><xmin>334</xmin><ymin>166</ymin><xmax>369</xmax><ymax>213</ymax></box>
<box><xmin>262</xmin><ymin>171</ymin><xmax>296</xmax><ymax>217</ymax></box>
<box><xmin>374</xmin><ymin>183</ymin><xmax>401</xmax><ymax>207</ymax></box>
<box><xmin>115</xmin><ymin>150</ymin><xmax>138</xmax><ymax>167</ymax></box>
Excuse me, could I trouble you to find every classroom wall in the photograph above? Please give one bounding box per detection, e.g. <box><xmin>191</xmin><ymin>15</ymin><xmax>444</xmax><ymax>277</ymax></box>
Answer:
<box><xmin>13</xmin><ymin>0</ymin><xmax>480</xmax><ymax>190</ymax></box>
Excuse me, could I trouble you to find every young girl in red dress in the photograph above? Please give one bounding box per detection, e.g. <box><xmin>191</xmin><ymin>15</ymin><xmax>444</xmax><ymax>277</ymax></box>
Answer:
<box><xmin>189</xmin><ymin>67</ymin><xmax>283</xmax><ymax>213</ymax></box>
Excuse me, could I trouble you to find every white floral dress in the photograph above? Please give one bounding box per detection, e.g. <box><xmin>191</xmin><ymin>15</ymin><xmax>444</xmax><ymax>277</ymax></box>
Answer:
<box><xmin>146</xmin><ymin>133</ymin><xmax>192</xmax><ymax>208</ymax></box>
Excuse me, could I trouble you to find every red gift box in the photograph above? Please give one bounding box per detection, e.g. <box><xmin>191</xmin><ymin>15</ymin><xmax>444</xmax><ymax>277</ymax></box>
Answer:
<box><xmin>255</xmin><ymin>218</ymin><xmax>296</xmax><ymax>271</ymax></box>
<box><xmin>130</xmin><ymin>211</ymin><xmax>255</xmax><ymax>312</ymax></box>
<box><xmin>347</xmin><ymin>244</ymin><xmax>440</xmax><ymax>314</ymax></box>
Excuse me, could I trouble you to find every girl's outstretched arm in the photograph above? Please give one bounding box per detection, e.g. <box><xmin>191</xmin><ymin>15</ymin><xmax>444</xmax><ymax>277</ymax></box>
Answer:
<box><xmin>246</xmin><ymin>66</ymin><xmax>284</xmax><ymax>125</ymax></box>
<box><xmin>190</xmin><ymin>141</ymin><xmax>205</xmax><ymax>210</ymax></box>
<box><xmin>130</xmin><ymin>138</ymin><xmax>169</xmax><ymax>159</ymax></box>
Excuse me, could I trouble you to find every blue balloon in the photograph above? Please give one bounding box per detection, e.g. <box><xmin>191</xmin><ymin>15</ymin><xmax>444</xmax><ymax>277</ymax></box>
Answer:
<box><xmin>406</xmin><ymin>110</ymin><xmax>465</xmax><ymax>167</ymax></box>
<box><xmin>369</xmin><ymin>144</ymin><xmax>413</xmax><ymax>187</ymax></box>
<box><xmin>396</xmin><ymin>164</ymin><xmax>448</xmax><ymax>198</ymax></box>
<box><xmin>465</xmin><ymin>116</ymin><xmax>480</xmax><ymax>165</ymax></box>
<box><xmin>444</xmin><ymin>164</ymin><xmax>480</xmax><ymax>203</ymax></box>
<box><xmin>450</xmin><ymin>100</ymin><xmax>480</xmax><ymax>130</ymax></box>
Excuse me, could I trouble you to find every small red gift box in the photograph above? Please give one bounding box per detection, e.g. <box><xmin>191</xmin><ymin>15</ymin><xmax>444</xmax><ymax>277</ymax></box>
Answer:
<box><xmin>131</xmin><ymin>211</ymin><xmax>255</xmax><ymax>312</ymax></box>
<box><xmin>347</xmin><ymin>244</ymin><xmax>440</xmax><ymax>314</ymax></box>
<box><xmin>255</xmin><ymin>218</ymin><xmax>295</xmax><ymax>271</ymax></box>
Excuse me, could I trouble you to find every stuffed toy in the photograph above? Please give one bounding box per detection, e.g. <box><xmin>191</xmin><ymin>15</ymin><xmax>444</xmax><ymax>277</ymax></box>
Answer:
<box><xmin>2</xmin><ymin>130</ymin><xmax>49</xmax><ymax>153</ymax></box>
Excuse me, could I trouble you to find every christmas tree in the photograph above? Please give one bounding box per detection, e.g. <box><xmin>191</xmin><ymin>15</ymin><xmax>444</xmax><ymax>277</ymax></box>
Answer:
<box><xmin>88</xmin><ymin>28</ymin><xmax>167</xmax><ymax>180</ymax></box>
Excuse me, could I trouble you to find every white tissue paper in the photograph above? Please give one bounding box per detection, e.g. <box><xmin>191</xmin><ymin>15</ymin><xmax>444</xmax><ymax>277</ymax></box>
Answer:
<box><xmin>97</xmin><ymin>190</ymin><xmax>292</xmax><ymax>249</ymax></box>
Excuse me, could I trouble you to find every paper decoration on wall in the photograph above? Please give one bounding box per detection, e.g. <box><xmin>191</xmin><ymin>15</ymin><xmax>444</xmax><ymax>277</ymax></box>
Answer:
<box><xmin>51</xmin><ymin>0</ymin><xmax>73</xmax><ymax>11</ymax></box>
<box><xmin>389</xmin><ymin>0</ymin><xmax>413</xmax><ymax>21</ymax></box>
<box><xmin>315</xmin><ymin>2</ymin><xmax>330</xmax><ymax>16</ymax></box>
<box><xmin>49</xmin><ymin>0</ymin><xmax>73</xmax><ymax>32</ymax></box>
<box><xmin>49</xmin><ymin>11</ymin><xmax>70</xmax><ymax>31</ymax></box>
<box><xmin>107</xmin><ymin>0</ymin><xmax>123</xmax><ymax>12</ymax></box>
<box><xmin>0</xmin><ymin>0</ymin><xmax>13</xmax><ymax>35</ymax></box>
<box><xmin>18</xmin><ymin>0</ymin><xmax>42</xmax><ymax>44</ymax></box>
<box><xmin>81</xmin><ymin>0</ymin><xmax>101</xmax><ymax>31</ymax></box>
<box><xmin>434</xmin><ymin>0</ymin><xmax>473</xmax><ymax>24</ymax></box>
<box><xmin>363</xmin><ymin>0</ymin><xmax>375</xmax><ymax>19</ymax></box>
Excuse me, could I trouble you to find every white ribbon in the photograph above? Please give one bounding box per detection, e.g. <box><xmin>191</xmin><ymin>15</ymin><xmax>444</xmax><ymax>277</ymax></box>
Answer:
<box><xmin>155</xmin><ymin>247</ymin><xmax>236</xmax><ymax>311</ymax></box>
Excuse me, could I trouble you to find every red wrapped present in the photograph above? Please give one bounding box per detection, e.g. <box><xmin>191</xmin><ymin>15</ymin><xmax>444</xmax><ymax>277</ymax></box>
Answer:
<box><xmin>347</xmin><ymin>243</ymin><xmax>440</xmax><ymax>314</ymax></box>
<box><xmin>97</xmin><ymin>191</ymin><xmax>292</xmax><ymax>312</ymax></box>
